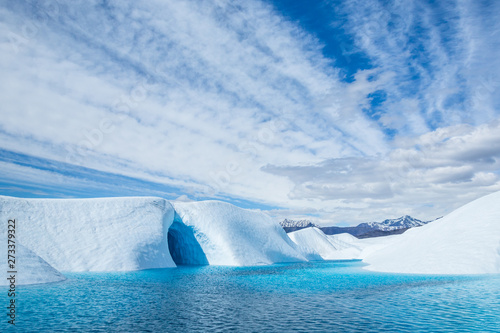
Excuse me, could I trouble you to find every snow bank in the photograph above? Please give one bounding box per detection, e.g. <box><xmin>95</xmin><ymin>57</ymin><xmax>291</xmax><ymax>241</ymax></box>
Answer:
<box><xmin>364</xmin><ymin>191</ymin><xmax>500</xmax><ymax>274</ymax></box>
<box><xmin>172</xmin><ymin>201</ymin><xmax>307</xmax><ymax>266</ymax></box>
<box><xmin>289</xmin><ymin>228</ymin><xmax>362</xmax><ymax>260</ymax></box>
<box><xmin>0</xmin><ymin>196</ymin><xmax>176</xmax><ymax>272</ymax></box>
<box><xmin>0</xmin><ymin>244</ymin><xmax>66</xmax><ymax>285</ymax></box>
<box><xmin>327</xmin><ymin>232</ymin><xmax>359</xmax><ymax>244</ymax></box>
<box><xmin>288</xmin><ymin>227</ymin><xmax>405</xmax><ymax>261</ymax></box>
<box><xmin>289</xmin><ymin>227</ymin><xmax>338</xmax><ymax>260</ymax></box>
<box><xmin>355</xmin><ymin>234</ymin><xmax>404</xmax><ymax>258</ymax></box>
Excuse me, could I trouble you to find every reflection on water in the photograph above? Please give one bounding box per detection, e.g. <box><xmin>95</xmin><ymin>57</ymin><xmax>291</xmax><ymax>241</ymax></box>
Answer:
<box><xmin>3</xmin><ymin>261</ymin><xmax>500</xmax><ymax>332</ymax></box>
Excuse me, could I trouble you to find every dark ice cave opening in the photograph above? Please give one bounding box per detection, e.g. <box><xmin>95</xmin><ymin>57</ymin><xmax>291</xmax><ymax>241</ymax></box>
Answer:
<box><xmin>168</xmin><ymin>221</ymin><xmax>209</xmax><ymax>266</ymax></box>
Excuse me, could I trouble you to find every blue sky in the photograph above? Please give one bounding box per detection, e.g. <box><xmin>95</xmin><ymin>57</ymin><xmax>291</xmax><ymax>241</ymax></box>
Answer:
<box><xmin>1</xmin><ymin>0</ymin><xmax>499</xmax><ymax>225</ymax></box>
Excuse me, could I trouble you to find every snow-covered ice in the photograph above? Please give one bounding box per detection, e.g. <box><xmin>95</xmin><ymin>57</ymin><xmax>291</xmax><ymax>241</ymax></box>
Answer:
<box><xmin>6</xmin><ymin>190</ymin><xmax>496</xmax><ymax>277</ymax></box>
<box><xmin>354</xmin><ymin>234</ymin><xmax>404</xmax><ymax>258</ymax></box>
<box><xmin>327</xmin><ymin>232</ymin><xmax>359</xmax><ymax>244</ymax></box>
<box><xmin>288</xmin><ymin>228</ymin><xmax>335</xmax><ymax>260</ymax></box>
<box><xmin>0</xmin><ymin>196</ymin><xmax>176</xmax><ymax>272</ymax></box>
<box><xmin>289</xmin><ymin>228</ymin><xmax>363</xmax><ymax>260</ymax></box>
<box><xmin>287</xmin><ymin>227</ymin><xmax>405</xmax><ymax>261</ymax></box>
<box><xmin>0</xmin><ymin>243</ymin><xmax>66</xmax><ymax>285</ymax></box>
<box><xmin>327</xmin><ymin>233</ymin><xmax>362</xmax><ymax>252</ymax></box>
<box><xmin>0</xmin><ymin>196</ymin><xmax>309</xmax><ymax>276</ymax></box>
<box><xmin>172</xmin><ymin>201</ymin><xmax>307</xmax><ymax>265</ymax></box>
<box><xmin>363</xmin><ymin>191</ymin><xmax>500</xmax><ymax>274</ymax></box>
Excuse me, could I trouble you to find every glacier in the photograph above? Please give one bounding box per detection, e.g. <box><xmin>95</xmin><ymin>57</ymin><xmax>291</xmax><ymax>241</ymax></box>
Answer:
<box><xmin>289</xmin><ymin>191</ymin><xmax>500</xmax><ymax>275</ymax></box>
<box><xmin>288</xmin><ymin>227</ymin><xmax>397</xmax><ymax>261</ymax></box>
<box><xmin>172</xmin><ymin>201</ymin><xmax>307</xmax><ymax>265</ymax></box>
<box><xmin>0</xmin><ymin>196</ymin><xmax>176</xmax><ymax>272</ymax></box>
<box><xmin>0</xmin><ymin>196</ymin><xmax>308</xmax><ymax>285</ymax></box>
<box><xmin>363</xmin><ymin>191</ymin><xmax>500</xmax><ymax>274</ymax></box>
<box><xmin>288</xmin><ymin>227</ymin><xmax>358</xmax><ymax>260</ymax></box>
<box><xmin>2</xmin><ymin>189</ymin><xmax>498</xmax><ymax>285</ymax></box>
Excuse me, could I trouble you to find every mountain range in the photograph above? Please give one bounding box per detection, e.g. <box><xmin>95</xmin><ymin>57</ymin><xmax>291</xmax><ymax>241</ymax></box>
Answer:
<box><xmin>280</xmin><ymin>215</ymin><xmax>436</xmax><ymax>238</ymax></box>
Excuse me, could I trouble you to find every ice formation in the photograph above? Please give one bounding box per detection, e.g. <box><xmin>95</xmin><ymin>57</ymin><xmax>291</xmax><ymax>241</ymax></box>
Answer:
<box><xmin>172</xmin><ymin>201</ymin><xmax>307</xmax><ymax>265</ymax></box>
<box><xmin>0</xmin><ymin>196</ymin><xmax>308</xmax><ymax>284</ymax></box>
<box><xmin>289</xmin><ymin>228</ymin><xmax>363</xmax><ymax>260</ymax></box>
<box><xmin>4</xmin><ymin>189</ymin><xmax>496</xmax><ymax>281</ymax></box>
<box><xmin>0</xmin><ymin>196</ymin><xmax>176</xmax><ymax>272</ymax></box>
<box><xmin>363</xmin><ymin>191</ymin><xmax>500</xmax><ymax>274</ymax></box>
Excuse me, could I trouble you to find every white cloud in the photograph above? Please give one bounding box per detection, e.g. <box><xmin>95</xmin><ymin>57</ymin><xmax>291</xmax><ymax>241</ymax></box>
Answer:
<box><xmin>0</xmin><ymin>0</ymin><xmax>499</xmax><ymax>226</ymax></box>
<box><xmin>336</xmin><ymin>0</ymin><xmax>500</xmax><ymax>133</ymax></box>
<box><xmin>0</xmin><ymin>1</ymin><xmax>386</xmax><ymax>206</ymax></box>
<box><xmin>264</xmin><ymin>120</ymin><xmax>500</xmax><ymax>224</ymax></box>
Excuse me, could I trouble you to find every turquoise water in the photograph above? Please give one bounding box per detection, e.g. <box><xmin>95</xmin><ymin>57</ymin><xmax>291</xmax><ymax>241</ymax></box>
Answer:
<box><xmin>3</xmin><ymin>261</ymin><xmax>500</xmax><ymax>332</ymax></box>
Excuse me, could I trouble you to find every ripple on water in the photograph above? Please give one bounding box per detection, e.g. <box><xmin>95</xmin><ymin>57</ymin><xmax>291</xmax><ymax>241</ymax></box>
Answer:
<box><xmin>2</xmin><ymin>261</ymin><xmax>500</xmax><ymax>332</ymax></box>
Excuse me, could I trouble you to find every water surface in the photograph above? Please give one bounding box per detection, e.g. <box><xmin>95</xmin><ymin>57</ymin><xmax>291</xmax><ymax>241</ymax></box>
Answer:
<box><xmin>3</xmin><ymin>261</ymin><xmax>500</xmax><ymax>332</ymax></box>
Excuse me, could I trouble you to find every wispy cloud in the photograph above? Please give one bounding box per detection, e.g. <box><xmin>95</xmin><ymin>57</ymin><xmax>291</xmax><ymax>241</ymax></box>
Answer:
<box><xmin>0</xmin><ymin>1</ymin><xmax>384</xmax><ymax>197</ymax></box>
<box><xmin>335</xmin><ymin>0</ymin><xmax>500</xmax><ymax>133</ymax></box>
<box><xmin>265</xmin><ymin>120</ymin><xmax>500</xmax><ymax>223</ymax></box>
<box><xmin>0</xmin><ymin>0</ymin><xmax>499</xmax><ymax>225</ymax></box>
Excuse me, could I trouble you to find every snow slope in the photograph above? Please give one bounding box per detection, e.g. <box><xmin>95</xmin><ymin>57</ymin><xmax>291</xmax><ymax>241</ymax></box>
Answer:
<box><xmin>289</xmin><ymin>228</ymin><xmax>362</xmax><ymax>260</ymax></box>
<box><xmin>0</xmin><ymin>196</ymin><xmax>176</xmax><ymax>272</ymax></box>
<box><xmin>288</xmin><ymin>227</ymin><xmax>408</xmax><ymax>261</ymax></box>
<box><xmin>327</xmin><ymin>232</ymin><xmax>359</xmax><ymax>244</ymax></box>
<box><xmin>172</xmin><ymin>201</ymin><xmax>308</xmax><ymax>265</ymax></box>
<box><xmin>0</xmin><ymin>244</ymin><xmax>66</xmax><ymax>285</ymax></box>
<box><xmin>288</xmin><ymin>228</ymin><xmax>338</xmax><ymax>260</ymax></box>
<box><xmin>327</xmin><ymin>233</ymin><xmax>364</xmax><ymax>258</ymax></box>
<box><xmin>364</xmin><ymin>191</ymin><xmax>500</xmax><ymax>274</ymax></box>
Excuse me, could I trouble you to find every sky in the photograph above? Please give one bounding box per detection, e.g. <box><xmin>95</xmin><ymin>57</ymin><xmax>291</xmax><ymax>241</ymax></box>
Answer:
<box><xmin>1</xmin><ymin>0</ymin><xmax>499</xmax><ymax>225</ymax></box>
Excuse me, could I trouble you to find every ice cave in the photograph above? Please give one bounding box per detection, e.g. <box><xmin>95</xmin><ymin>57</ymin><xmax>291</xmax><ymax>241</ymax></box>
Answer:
<box><xmin>167</xmin><ymin>221</ymin><xmax>209</xmax><ymax>266</ymax></box>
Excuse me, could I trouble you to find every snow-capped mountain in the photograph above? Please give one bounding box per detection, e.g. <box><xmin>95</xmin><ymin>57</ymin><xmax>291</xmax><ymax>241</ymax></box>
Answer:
<box><xmin>321</xmin><ymin>215</ymin><xmax>434</xmax><ymax>238</ymax></box>
<box><xmin>280</xmin><ymin>219</ymin><xmax>318</xmax><ymax>232</ymax></box>
<box><xmin>358</xmin><ymin>215</ymin><xmax>431</xmax><ymax>232</ymax></box>
<box><xmin>281</xmin><ymin>215</ymin><xmax>435</xmax><ymax>237</ymax></box>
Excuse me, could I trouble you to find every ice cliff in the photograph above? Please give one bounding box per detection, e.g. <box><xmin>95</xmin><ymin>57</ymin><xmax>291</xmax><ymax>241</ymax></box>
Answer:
<box><xmin>0</xmin><ymin>196</ymin><xmax>308</xmax><ymax>284</ymax></box>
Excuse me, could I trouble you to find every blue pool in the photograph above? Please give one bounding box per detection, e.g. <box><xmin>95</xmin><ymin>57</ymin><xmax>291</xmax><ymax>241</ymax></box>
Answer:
<box><xmin>3</xmin><ymin>260</ymin><xmax>500</xmax><ymax>332</ymax></box>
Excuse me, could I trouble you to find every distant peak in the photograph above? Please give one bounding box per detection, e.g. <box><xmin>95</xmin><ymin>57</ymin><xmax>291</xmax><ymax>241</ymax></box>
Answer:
<box><xmin>280</xmin><ymin>219</ymin><xmax>318</xmax><ymax>228</ymax></box>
